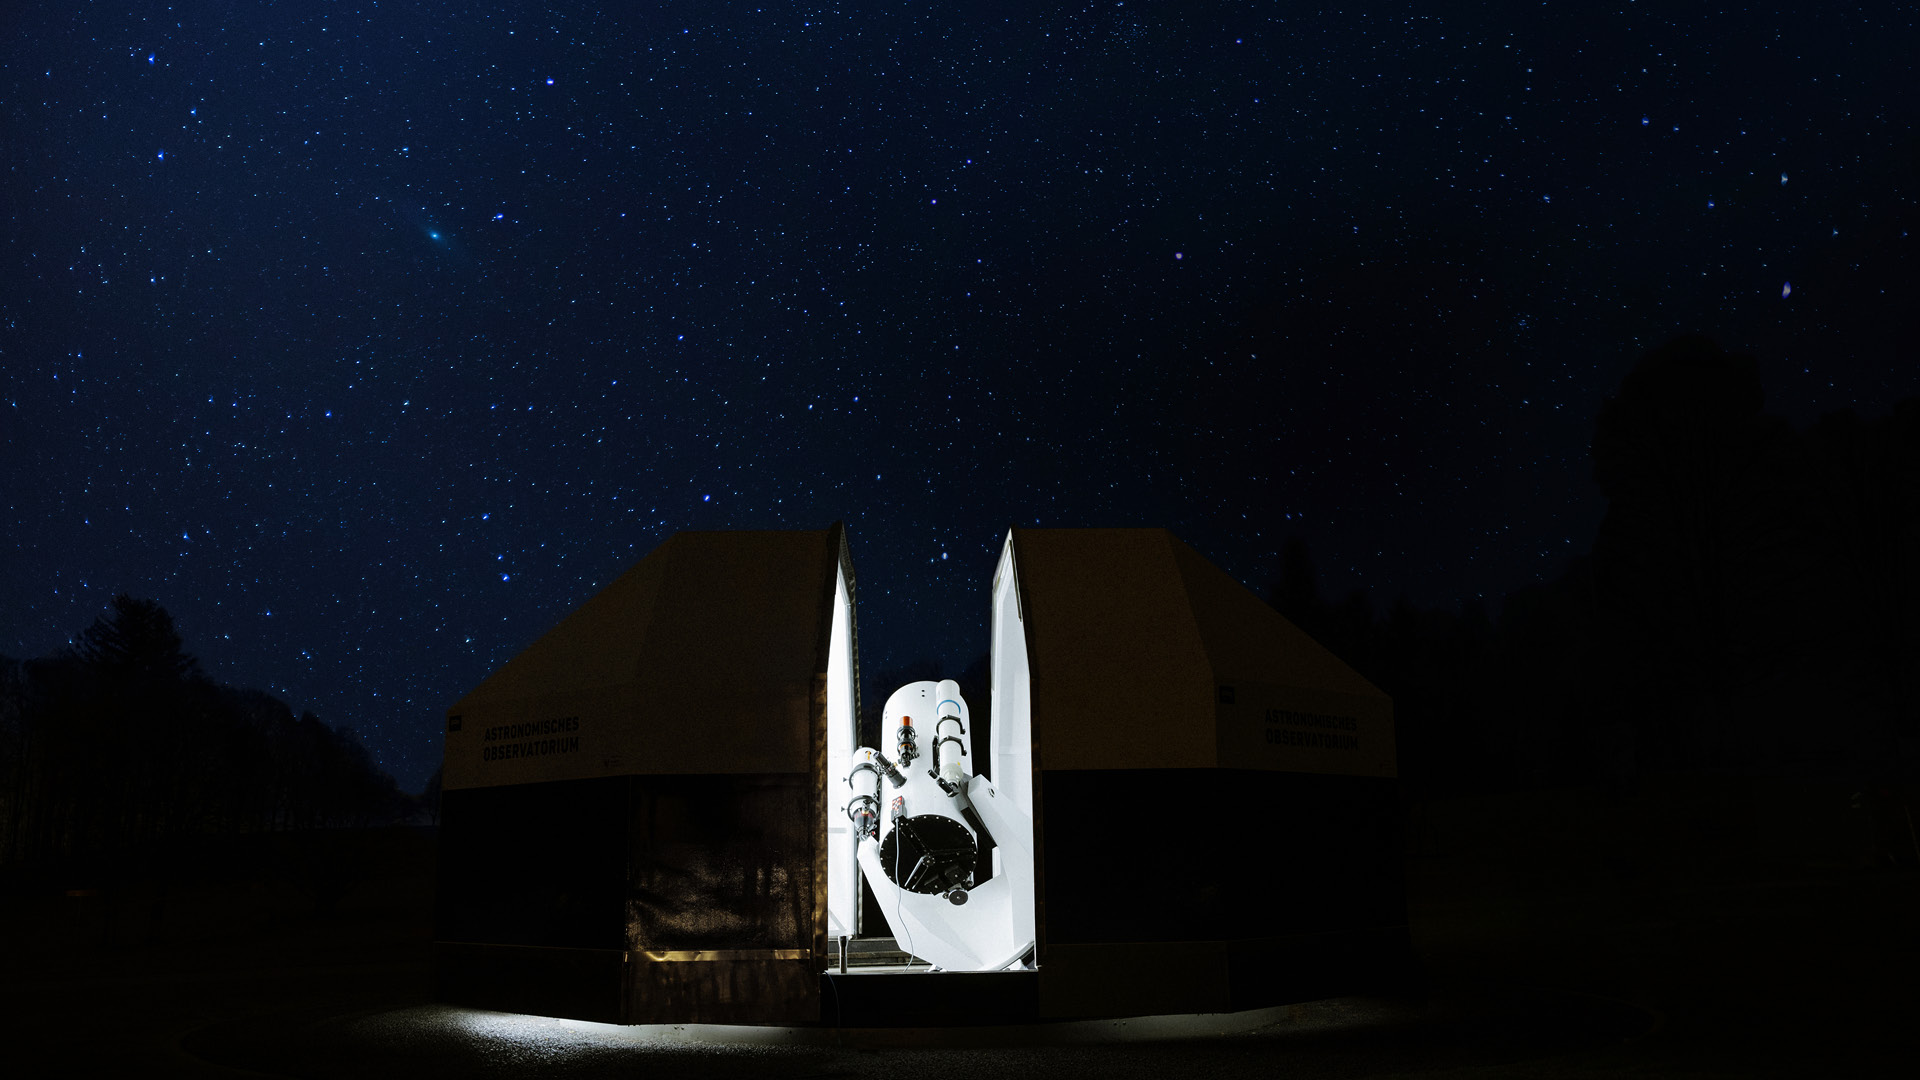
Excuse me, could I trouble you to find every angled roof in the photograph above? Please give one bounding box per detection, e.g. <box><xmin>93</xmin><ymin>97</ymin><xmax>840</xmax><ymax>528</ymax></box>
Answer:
<box><xmin>1008</xmin><ymin>528</ymin><xmax>1393</xmax><ymax>775</ymax></box>
<box><xmin>444</xmin><ymin>526</ymin><xmax>852</xmax><ymax>789</ymax></box>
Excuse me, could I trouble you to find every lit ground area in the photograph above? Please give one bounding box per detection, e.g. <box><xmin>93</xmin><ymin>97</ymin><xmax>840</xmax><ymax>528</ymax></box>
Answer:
<box><xmin>3</xmin><ymin>780</ymin><xmax>1917</xmax><ymax>1077</ymax></box>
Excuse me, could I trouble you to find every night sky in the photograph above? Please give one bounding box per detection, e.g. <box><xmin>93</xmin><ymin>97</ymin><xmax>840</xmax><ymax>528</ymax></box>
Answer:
<box><xmin>3</xmin><ymin>2</ymin><xmax>1914</xmax><ymax>791</ymax></box>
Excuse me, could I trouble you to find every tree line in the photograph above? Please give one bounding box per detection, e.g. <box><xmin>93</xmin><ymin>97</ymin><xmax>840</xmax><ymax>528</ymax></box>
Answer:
<box><xmin>1273</xmin><ymin>335</ymin><xmax>1919</xmax><ymax>796</ymax></box>
<box><xmin>0</xmin><ymin>595</ymin><xmax>409</xmax><ymax>876</ymax></box>
<box><xmin>862</xmin><ymin>337</ymin><xmax>1918</xmax><ymax>799</ymax></box>
<box><xmin>6</xmin><ymin>335</ymin><xmax>1908</xmax><ymax>877</ymax></box>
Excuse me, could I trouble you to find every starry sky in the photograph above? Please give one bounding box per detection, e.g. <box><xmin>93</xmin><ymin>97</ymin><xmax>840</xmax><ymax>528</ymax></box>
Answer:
<box><xmin>3</xmin><ymin>2</ymin><xmax>1914</xmax><ymax>791</ymax></box>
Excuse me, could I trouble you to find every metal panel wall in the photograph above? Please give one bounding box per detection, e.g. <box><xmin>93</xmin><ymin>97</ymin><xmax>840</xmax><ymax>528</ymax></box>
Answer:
<box><xmin>1003</xmin><ymin>529</ymin><xmax>1410</xmax><ymax>1020</ymax></box>
<box><xmin>436</xmin><ymin>525</ymin><xmax>851</xmax><ymax>1025</ymax></box>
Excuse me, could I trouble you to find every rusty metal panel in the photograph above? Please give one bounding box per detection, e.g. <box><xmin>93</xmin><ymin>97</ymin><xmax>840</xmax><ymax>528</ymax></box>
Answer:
<box><xmin>618</xmin><ymin>773</ymin><xmax>819</xmax><ymax>1023</ymax></box>
<box><xmin>624</xmin><ymin>774</ymin><xmax>812</xmax><ymax>950</ymax></box>
<box><xmin>614</xmin><ymin>771</ymin><xmax>823</xmax><ymax>1024</ymax></box>
<box><xmin>808</xmin><ymin>670</ymin><xmax>831</xmax><ymax>979</ymax></box>
<box><xmin>624</xmin><ymin>956</ymin><xmax>819</xmax><ymax>1025</ymax></box>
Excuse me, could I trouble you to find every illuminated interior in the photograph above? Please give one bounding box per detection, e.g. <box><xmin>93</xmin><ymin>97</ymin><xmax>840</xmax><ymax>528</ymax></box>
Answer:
<box><xmin>824</xmin><ymin>530</ymin><xmax>1037</xmax><ymax>971</ymax></box>
<box><xmin>826</xmin><ymin>562</ymin><xmax>859</xmax><ymax>940</ymax></box>
<box><xmin>987</xmin><ymin>529</ymin><xmax>1038</xmax><ymax>956</ymax></box>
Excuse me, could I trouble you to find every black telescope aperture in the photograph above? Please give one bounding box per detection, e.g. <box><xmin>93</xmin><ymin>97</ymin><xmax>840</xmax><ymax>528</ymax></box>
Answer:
<box><xmin>878</xmin><ymin>814</ymin><xmax>977</xmax><ymax>894</ymax></box>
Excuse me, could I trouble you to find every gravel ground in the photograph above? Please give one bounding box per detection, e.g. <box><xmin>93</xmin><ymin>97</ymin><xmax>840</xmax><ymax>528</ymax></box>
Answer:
<box><xmin>177</xmin><ymin>988</ymin><xmax>1649</xmax><ymax>1080</ymax></box>
<box><xmin>5</xmin><ymin>785</ymin><xmax>1917</xmax><ymax>1078</ymax></box>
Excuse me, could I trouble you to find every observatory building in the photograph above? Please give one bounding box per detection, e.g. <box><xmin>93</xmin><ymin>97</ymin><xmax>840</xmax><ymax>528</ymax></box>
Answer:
<box><xmin>436</xmin><ymin>525</ymin><xmax>1409</xmax><ymax>1026</ymax></box>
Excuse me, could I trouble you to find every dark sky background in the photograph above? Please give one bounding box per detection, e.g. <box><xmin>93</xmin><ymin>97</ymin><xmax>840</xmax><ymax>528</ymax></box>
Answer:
<box><xmin>3</xmin><ymin>2</ymin><xmax>1914</xmax><ymax>792</ymax></box>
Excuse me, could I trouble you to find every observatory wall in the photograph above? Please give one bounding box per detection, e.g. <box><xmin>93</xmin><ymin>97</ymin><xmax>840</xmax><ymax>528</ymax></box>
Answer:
<box><xmin>435</xmin><ymin>526</ymin><xmax>853</xmax><ymax>1024</ymax></box>
<box><xmin>1004</xmin><ymin>528</ymin><xmax>1410</xmax><ymax>1019</ymax></box>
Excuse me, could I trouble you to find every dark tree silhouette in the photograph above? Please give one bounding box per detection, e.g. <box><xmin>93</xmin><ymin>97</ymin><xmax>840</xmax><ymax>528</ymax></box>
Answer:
<box><xmin>1272</xmin><ymin>536</ymin><xmax>1332</xmax><ymax>645</ymax></box>
<box><xmin>0</xmin><ymin>597</ymin><xmax>406</xmax><ymax>881</ymax></box>
<box><xmin>70</xmin><ymin>594</ymin><xmax>203</xmax><ymax>686</ymax></box>
<box><xmin>1589</xmin><ymin>335</ymin><xmax>1813</xmax><ymax>772</ymax></box>
<box><xmin>1485</xmin><ymin>559</ymin><xmax>1605</xmax><ymax>788</ymax></box>
<box><xmin>1802</xmin><ymin>402</ymin><xmax>1920</xmax><ymax>770</ymax></box>
<box><xmin>421</xmin><ymin>763</ymin><xmax>444</xmax><ymax>826</ymax></box>
<box><xmin>1254</xmin><ymin>336</ymin><xmax>1917</xmax><ymax>799</ymax></box>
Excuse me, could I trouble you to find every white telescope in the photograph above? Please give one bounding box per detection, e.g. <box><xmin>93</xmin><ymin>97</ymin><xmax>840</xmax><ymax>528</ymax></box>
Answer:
<box><xmin>842</xmin><ymin>679</ymin><xmax>1034</xmax><ymax>970</ymax></box>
